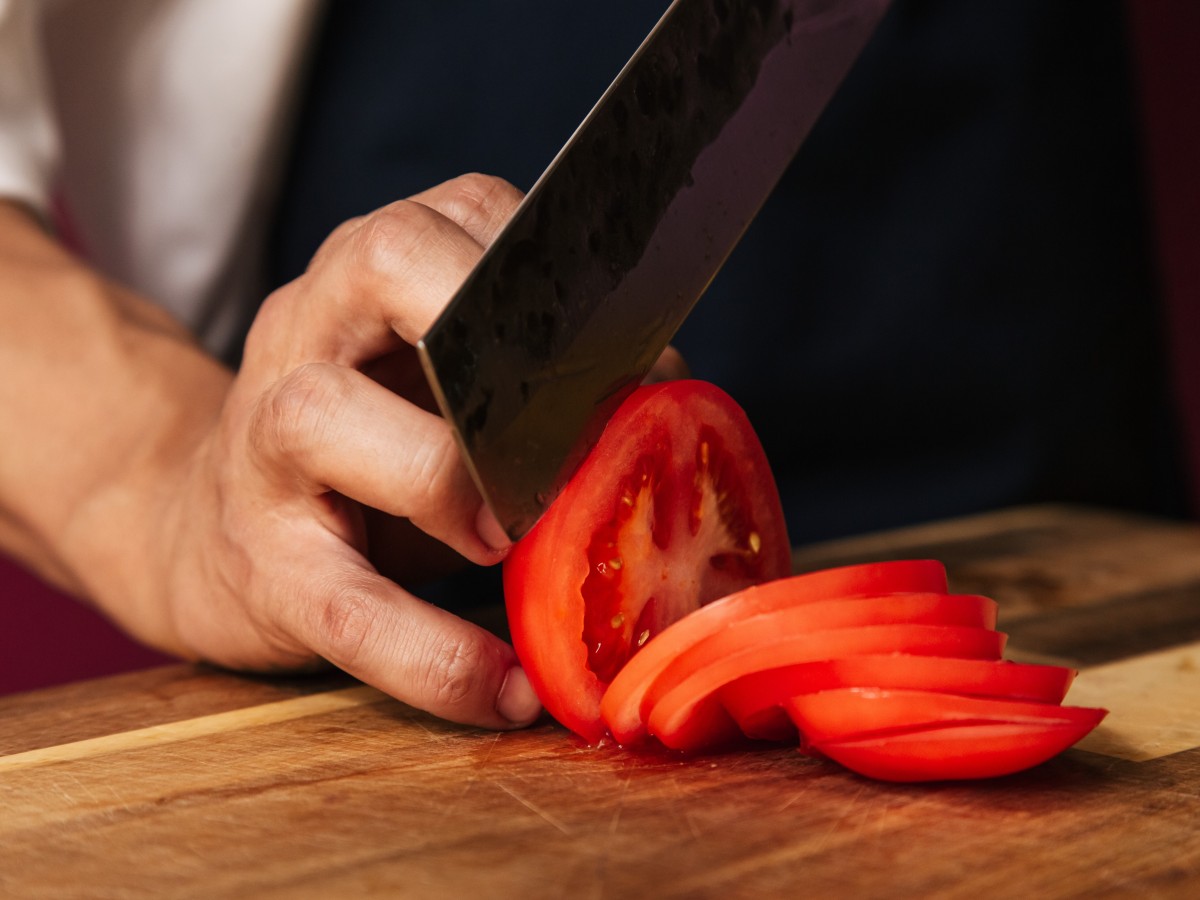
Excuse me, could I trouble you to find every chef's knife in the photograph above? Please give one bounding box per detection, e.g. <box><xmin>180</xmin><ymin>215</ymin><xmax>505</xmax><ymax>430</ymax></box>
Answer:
<box><xmin>419</xmin><ymin>0</ymin><xmax>890</xmax><ymax>540</ymax></box>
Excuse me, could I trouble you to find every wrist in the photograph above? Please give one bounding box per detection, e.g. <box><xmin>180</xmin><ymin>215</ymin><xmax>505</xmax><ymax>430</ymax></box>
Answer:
<box><xmin>0</xmin><ymin>203</ymin><xmax>234</xmax><ymax>648</ymax></box>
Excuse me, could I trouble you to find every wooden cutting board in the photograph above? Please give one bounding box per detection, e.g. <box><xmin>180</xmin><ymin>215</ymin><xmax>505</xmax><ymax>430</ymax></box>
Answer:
<box><xmin>2</xmin><ymin>504</ymin><xmax>1198</xmax><ymax>899</ymax></box>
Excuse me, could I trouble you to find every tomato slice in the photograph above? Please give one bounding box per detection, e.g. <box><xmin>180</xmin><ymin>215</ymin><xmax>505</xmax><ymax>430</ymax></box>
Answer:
<box><xmin>600</xmin><ymin>560</ymin><xmax>949</xmax><ymax>744</ymax></box>
<box><xmin>504</xmin><ymin>381</ymin><xmax>792</xmax><ymax>743</ymax></box>
<box><xmin>785</xmin><ymin>688</ymin><xmax>1104</xmax><ymax>745</ymax></box>
<box><xmin>643</xmin><ymin>625</ymin><xmax>1007</xmax><ymax>751</ymax></box>
<box><xmin>722</xmin><ymin>656</ymin><xmax>1077</xmax><ymax>742</ymax></box>
<box><xmin>813</xmin><ymin>720</ymin><xmax>1107</xmax><ymax>782</ymax></box>
<box><xmin>786</xmin><ymin>688</ymin><xmax>1107</xmax><ymax>781</ymax></box>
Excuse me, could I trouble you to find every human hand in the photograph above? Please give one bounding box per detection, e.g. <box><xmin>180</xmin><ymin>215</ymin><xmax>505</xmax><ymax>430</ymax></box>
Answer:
<box><xmin>150</xmin><ymin>174</ymin><xmax>543</xmax><ymax>729</ymax></box>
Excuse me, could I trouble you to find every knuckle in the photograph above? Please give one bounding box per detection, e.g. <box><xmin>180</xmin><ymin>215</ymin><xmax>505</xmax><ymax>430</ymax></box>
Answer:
<box><xmin>422</xmin><ymin>634</ymin><xmax>488</xmax><ymax>712</ymax></box>
<box><xmin>398</xmin><ymin>420</ymin><xmax>463</xmax><ymax>517</ymax></box>
<box><xmin>309</xmin><ymin>215</ymin><xmax>366</xmax><ymax>272</ymax></box>
<box><xmin>251</xmin><ymin>362</ymin><xmax>347</xmax><ymax>468</ymax></box>
<box><xmin>315</xmin><ymin>584</ymin><xmax>377</xmax><ymax>669</ymax></box>
<box><xmin>442</xmin><ymin>173</ymin><xmax>521</xmax><ymax>235</ymax></box>
<box><xmin>350</xmin><ymin>202</ymin><xmax>432</xmax><ymax>280</ymax></box>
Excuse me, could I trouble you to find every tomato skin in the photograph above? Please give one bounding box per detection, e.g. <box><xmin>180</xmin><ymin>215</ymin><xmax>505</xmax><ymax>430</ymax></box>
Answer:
<box><xmin>812</xmin><ymin>719</ymin><xmax>1107</xmax><ymax>782</ymax></box>
<box><xmin>721</xmin><ymin>656</ymin><xmax>1078</xmax><ymax>742</ymax></box>
<box><xmin>786</xmin><ymin>688</ymin><xmax>1107</xmax><ymax>782</ymax></box>
<box><xmin>600</xmin><ymin>560</ymin><xmax>950</xmax><ymax>745</ymax></box>
<box><xmin>504</xmin><ymin>380</ymin><xmax>791</xmax><ymax>744</ymax></box>
<box><xmin>645</xmin><ymin>624</ymin><xmax>1006</xmax><ymax>751</ymax></box>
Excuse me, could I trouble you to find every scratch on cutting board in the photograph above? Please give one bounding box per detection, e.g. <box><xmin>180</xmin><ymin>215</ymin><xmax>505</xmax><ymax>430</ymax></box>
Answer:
<box><xmin>476</xmin><ymin>731</ymin><xmax>503</xmax><ymax>766</ymax></box>
<box><xmin>774</xmin><ymin>787</ymin><xmax>810</xmax><ymax>814</ymax></box>
<box><xmin>495</xmin><ymin>781</ymin><xmax>572</xmax><ymax>835</ymax></box>
<box><xmin>608</xmin><ymin>775</ymin><xmax>631</xmax><ymax>836</ymax></box>
<box><xmin>812</xmin><ymin>783</ymin><xmax>869</xmax><ymax>853</ymax></box>
<box><xmin>438</xmin><ymin>733</ymin><xmax>502</xmax><ymax>819</ymax></box>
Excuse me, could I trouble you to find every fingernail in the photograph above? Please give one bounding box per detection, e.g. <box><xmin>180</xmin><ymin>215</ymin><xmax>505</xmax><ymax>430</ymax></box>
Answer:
<box><xmin>497</xmin><ymin>666</ymin><xmax>542</xmax><ymax>726</ymax></box>
<box><xmin>476</xmin><ymin>504</ymin><xmax>512</xmax><ymax>552</ymax></box>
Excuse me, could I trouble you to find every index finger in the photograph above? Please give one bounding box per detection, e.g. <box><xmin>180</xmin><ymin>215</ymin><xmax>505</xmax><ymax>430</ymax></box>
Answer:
<box><xmin>245</xmin><ymin>174</ymin><xmax>524</xmax><ymax>377</ymax></box>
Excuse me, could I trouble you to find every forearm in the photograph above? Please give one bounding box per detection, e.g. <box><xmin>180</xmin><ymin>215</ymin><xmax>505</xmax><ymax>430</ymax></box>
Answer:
<box><xmin>0</xmin><ymin>176</ymin><xmax>543</xmax><ymax>729</ymax></box>
<box><xmin>0</xmin><ymin>200</ymin><xmax>232</xmax><ymax>642</ymax></box>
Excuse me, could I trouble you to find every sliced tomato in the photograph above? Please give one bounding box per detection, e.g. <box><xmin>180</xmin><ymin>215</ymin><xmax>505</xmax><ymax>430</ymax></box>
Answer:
<box><xmin>600</xmin><ymin>560</ymin><xmax>950</xmax><ymax>744</ymax></box>
<box><xmin>503</xmin><ymin>380</ymin><xmax>792</xmax><ymax>743</ymax></box>
<box><xmin>722</xmin><ymin>656</ymin><xmax>1077</xmax><ymax>742</ymax></box>
<box><xmin>634</xmin><ymin>594</ymin><xmax>999</xmax><ymax>748</ymax></box>
<box><xmin>786</xmin><ymin>688</ymin><xmax>1107</xmax><ymax>782</ymax></box>
<box><xmin>644</xmin><ymin>624</ymin><xmax>1007</xmax><ymax>751</ymax></box>
<box><xmin>813</xmin><ymin>719</ymin><xmax>1107</xmax><ymax>782</ymax></box>
<box><xmin>785</xmin><ymin>688</ymin><xmax>1104</xmax><ymax>745</ymax></box>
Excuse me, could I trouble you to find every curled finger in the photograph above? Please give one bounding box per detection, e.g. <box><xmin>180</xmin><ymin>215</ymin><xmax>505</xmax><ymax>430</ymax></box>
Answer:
<box><xmin>243</xmin><ymin>174</ymin><xmax>523</xmax><ymax>378</ymax></box>
<box><xmin>248</xmin><ymin>361</ymin><xmax>509</xmax><ymax>562</ymax></box>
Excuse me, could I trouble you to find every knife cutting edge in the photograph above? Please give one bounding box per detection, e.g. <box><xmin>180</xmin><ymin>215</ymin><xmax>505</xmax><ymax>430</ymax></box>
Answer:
<box><xmin>419</xmin><ymin>0</ymin><xmax>891</xmax><ymax>540</ymax></box>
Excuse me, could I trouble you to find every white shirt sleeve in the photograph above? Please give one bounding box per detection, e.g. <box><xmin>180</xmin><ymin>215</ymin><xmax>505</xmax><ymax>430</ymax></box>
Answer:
<box><xmin>0</xmin><ymin>0</ymin><xmax>59</xmax><ymax>216</ymax></box>
<box><xmin>40</xmin><ymin>0</ymin><xmax>321</xmax><ymax>356</ymax></box>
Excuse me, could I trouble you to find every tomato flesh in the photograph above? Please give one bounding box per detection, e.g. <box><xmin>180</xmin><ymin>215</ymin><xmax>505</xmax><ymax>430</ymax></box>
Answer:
<box><xmin>646</xmin><ymin>624</ymin><xmax>1007</xmax><ymax>751</ymax></box>
<box><xmin>813</xmin><ymin>720</ymin><xmax>1106</xmax><ymax>782</ymax></box>
<box><xmin>785</xmin><ymin>688</ymin><xmax>1103</xmax><ymax>745</ymax></box>
<box><xmin>600</xmin><ymin>560</ymin><xmax>950</xmax><ymax>745</ymax></box>
<box><xmin>722</xmin><ymin>655</ymin><xmax>1077</xmax><ymax>742</ymax></box>
<box><xmin>644</xmin><ymin>593</ymin><xmax>998</xmax><ymax>715</ymax></box>
<box><xmin>579</xmin><ymin>448</ymin><xmax>673</xmax><ymax>684</ymax></box>
<box><xmin>786</xmin><ymin>688</ymin><xmax>1107</xmax><ymax>782</ymax></box>
<box><xmin>504</xmin><ymin>381</ymin><xmax>791</xmax><ymax>743</ymax></box>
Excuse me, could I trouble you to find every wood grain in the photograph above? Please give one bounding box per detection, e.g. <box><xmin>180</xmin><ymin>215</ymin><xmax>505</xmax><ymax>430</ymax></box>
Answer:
<box><xmin>2</xmin><ymin>504</ymin><xmax>1198</xmax><ymax>899</ymax></box>
<box><xmin>1067</xmin><ymin>642</ymin><xmax>1200</xmax><ymax>761</ymax></box>
<box><xmin>0</xmin><ymin>685</ymin><xmax>386</xmax><ymax>774</ymax></box>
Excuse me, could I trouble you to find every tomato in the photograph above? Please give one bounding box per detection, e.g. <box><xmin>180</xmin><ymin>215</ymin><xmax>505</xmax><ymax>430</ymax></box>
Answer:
<box><xmin>600</xmin><ymin>560</ymin><xmax>950</xmax><ymax>744</ymax></box>
<box><xmin>721</xmin><ymin>655</ymin><xmax>1077</xmax><ymax>742</ymax></box>
<box><xmin>785</xmin><ymin>688</ymin><xmax>1099</xmax><ymax>744</ymax></box>
<box><xmin>786</xmin><ymin>688</ymin><xmax>1107</xmax><ymax>782</ymax></box>
<box><xmin>815</xmin><ymin>721</ymin><xmax>1106</xmax><ymax>782</ymax></box>
<box><xmin>644</xmin><ymin>624</ymin><xmax>1006</xmax><ymax>751</ymax></box>
<box><xmin>501</xmin><ymin>378</ymin><xmax>1105</xmax><ymax>777</ymax></box>
<box><xmin>628</xmin><ymin>592</ymin><xmax>998</xmax><ymax>748</ymax></box>
<box><xmin>504</xmin><ymin>380</ymin><xmax>792</xmax><ymax>743</ymax></box>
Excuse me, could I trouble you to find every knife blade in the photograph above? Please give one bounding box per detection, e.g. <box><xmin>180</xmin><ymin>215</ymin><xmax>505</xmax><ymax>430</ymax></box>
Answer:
<box><xmin>419</xmin><ymin>0</ymin><xmax>891</xmax><ymax>540</ymax></box>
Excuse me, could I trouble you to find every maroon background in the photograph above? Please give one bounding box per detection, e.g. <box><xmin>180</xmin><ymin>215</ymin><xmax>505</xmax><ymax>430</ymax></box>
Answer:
<box><xmin>1126</xmin><ymin>0</ymin><xmax>1200</xmax><ymax>513</ymax></box>
<box><xmin>1</xmin><ymin>554</ymin><xmax>173</xmax><ymax>695</ymax></box>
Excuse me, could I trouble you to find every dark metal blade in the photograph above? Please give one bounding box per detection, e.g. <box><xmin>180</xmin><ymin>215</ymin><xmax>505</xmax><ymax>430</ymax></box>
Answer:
<box><xmin>419</xmin><ymin>0</ymin><xmax>890</xmax><ymax>539</ymax></box>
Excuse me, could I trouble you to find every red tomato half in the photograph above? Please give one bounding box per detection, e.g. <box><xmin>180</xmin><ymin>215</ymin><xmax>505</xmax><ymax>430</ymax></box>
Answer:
<box><xmin>722</xmin><ymin>656</ymin><xmax>1078</xmax><ymax>742</ymax></box>
<box><xmin>504</xmin><ymin>381</ymin><xmax>792</xmax><ymax>743</ymax></box>
<box><xmin>644</xmin><ymin>625</ymin><xmax>1007</xmax><ymax>751</ymax></box>
<box><xmin>600</xmin><ymin>560</ymin><xmax>949</xmax><ymax>744</ymax></box>
<box><xmin>787</xmin><ymin>688</ymin><xmax>1107</xmax><ymax>782</ymax></box>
